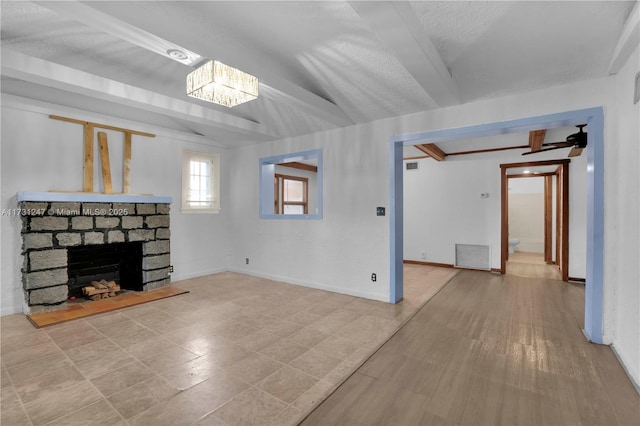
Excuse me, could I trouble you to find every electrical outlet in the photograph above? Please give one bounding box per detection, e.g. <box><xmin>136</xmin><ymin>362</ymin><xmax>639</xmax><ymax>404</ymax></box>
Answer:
<box><xmin>245</xmin><ymin>258</ymin><xmax>249</xmax><ymax>265</ymax></box>
<box><xmin>371</xmin><ymin>273</ymin><xmax>377</xmax><ymax>282</ymax></box>
<box><xmin>421</xmin><ymin>252</ymin><xmax>426</xmax><ymax>260</ymax></box>
<box><xmin>169</xmin><ymin>265</ymin><xmax>174</xmax><ymax>273</ymax></box>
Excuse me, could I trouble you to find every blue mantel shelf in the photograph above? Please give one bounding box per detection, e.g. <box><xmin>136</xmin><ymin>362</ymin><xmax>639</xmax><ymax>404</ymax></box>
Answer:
<box><xmin>17</xmin><ymin>192</ymin><xmax>172</xmax><ymax>204</ymax></box>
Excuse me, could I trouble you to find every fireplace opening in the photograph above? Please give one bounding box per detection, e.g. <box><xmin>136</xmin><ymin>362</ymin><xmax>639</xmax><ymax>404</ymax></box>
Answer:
<box><xmin>67</xmin><ymin>242</ymin><xmax>143</xmax><ymax>298</ymax></box>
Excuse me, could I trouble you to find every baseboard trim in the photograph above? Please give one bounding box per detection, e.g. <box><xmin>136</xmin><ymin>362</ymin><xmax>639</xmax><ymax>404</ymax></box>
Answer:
<box><xmin>171</xmin><ymin>267</ymin><xmax>227</xmax><ymax>282</ymax></box>
<box><xmin>568</xmin><ymin>276</ymin><xmax>586</xmax><ymax>283</ymax></box>
<box><xmin>404</xmin><ymin>260</ymin><xmax>501</xmax><ymax>274</ymax></box>
<box><xmin>403</xmin><ymin>260</ymin><xmax>454</xmax><ymax>268</ymax></box>
<box><xmin>611</xmin><ymin>344</ymin><xmax>640</xmax><ymax>396</ymax></box>
<box><xmin>227</xmin><ymin>267</ymin><xmax>389</xmax><ymax>303</ymax></box>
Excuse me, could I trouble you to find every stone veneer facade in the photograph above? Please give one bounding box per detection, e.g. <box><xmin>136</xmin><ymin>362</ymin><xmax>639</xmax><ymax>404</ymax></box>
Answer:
<box><xmin>19</xmin><ymin>201</ymin><xmax>171</xmax><ymax>311</ymax></box>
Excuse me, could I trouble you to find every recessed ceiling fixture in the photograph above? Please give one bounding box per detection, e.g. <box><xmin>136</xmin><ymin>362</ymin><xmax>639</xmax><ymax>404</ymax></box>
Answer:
<box><xmin>167</xmin><ymin>49</ymin><xmax>188</xmax><ymax>60</ymax></box>
<box><xmin>186</xmin><ymin>60</ymin><xmax>259</xmax><ymax>108</ymax></box>
<box><xmin>165</xmin><ymin>49</ymin><xmax>202</xmax><ymax>66</ymax></box>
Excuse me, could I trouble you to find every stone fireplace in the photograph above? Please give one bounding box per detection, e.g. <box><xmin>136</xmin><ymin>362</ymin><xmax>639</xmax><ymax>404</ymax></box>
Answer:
<box><xmin>17</xmin><ymin>192</ymin><xmax>172</xmax><ymax>313</ymax></box>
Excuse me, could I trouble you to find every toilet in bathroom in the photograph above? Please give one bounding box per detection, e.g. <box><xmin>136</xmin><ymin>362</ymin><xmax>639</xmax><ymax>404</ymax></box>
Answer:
<box><xmin>508</xmin><ymin>238</ymin><xmax>520</xmax><ymax>254</ymax></box>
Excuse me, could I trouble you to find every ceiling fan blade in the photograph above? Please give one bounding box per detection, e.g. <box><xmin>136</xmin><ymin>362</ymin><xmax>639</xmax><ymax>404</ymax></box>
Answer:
<box><xmin>543</xmin><ymin>141</ymin><xmax>573</xmax><ymax>147</ymax></box>
<box><xmin>528</xmin><ymin>129</ymin><xmax>547</xmax><ymax>152</ymax></box>
<box><xmin>568</xmin><ymin>147</ymin><xmax>584</xmax><ymax>157</ymax></box>
<box><xmin>522</xmin><ymin>145</ymin><xmax>567</xmax><ymax>156</ymax></box>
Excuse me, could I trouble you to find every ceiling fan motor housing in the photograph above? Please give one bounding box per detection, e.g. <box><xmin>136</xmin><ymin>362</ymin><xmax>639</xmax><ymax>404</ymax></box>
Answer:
<box><xmin>568</xmin><ymin>125</ymin><xmax>587</xmax><ymax>148</ymax></box>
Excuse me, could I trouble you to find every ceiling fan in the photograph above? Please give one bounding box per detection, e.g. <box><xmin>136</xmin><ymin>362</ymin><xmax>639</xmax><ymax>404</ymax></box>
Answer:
<box><xmin>523</xmin><ymin>125</ymin><xmax>587</xmax><ymax>157</ymax></box>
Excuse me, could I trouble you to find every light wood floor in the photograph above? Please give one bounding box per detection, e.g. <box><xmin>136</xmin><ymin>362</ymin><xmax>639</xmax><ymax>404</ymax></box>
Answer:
<box><xmin>302</xmin><ymin>270</ymin><xmax>640</xmax><ymax>426</ymax></box>
<box><xmin>507</xmin><ymin>252</ymin><xmax>561</xmax><ymax>280</ymax></box>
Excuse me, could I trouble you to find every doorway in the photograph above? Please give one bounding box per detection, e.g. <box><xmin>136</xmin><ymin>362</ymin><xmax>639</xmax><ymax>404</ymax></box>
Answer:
<box><xmin>500</xmin><ymin>159</ymin><xmax>570</xmax><ymax>281</ymax></box>
<box><xmin>389</xmin><ymin>107</ymin><xmax>604</xmax><ymax>343</ymax></box>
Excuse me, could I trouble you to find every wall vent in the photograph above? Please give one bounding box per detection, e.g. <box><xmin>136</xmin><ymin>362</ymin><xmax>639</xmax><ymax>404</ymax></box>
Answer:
<box><xmin>455</xmin><ymin>244</ymin><xmax>491</xmax><ymax>270</ymax></box>
<box><xmin>406</xmin><ymin>162</ymin><xmax>419</xmax><ymax>170</ymax></box>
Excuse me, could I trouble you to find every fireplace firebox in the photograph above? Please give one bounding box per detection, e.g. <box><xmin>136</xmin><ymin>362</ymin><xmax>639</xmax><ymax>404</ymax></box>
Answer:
<box><xmin>67</xmin><ymin>242</ymin><xmax>143</xmax><ymax>298</ymax></box>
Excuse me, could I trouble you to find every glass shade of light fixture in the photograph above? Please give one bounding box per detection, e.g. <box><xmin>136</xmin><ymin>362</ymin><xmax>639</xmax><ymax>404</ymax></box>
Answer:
<box><xmin>186</xmin><ymin>60</ymin><xmax>259</xmax><ymax>108</ymax></box>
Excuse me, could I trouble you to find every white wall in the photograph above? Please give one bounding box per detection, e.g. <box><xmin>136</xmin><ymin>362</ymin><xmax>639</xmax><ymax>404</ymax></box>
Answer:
<box><xmin>509</xmin><ymin>178</ymin><xmax>545</xmax><ymax>254</ymax></box>
<box><xmin>228</xmin><ymin>128</ymin><xmax>391</xmax><ymax>301</ymax></box>
<box><xmin>404</xmin><ymin>158</ymin><xmax>501</xmax><ymax>266</ymax></box>
<box><xmin>0</xmin><ymin>96</ymin><xmax>230</xmax><ymax>315</ymax></box>
<box><xmin>610</xmin><ymin>44</ymin><xmax>640</xmax><ymax>388</ymax></box>
<box><xmin>509</xmin><ymin>176</ymin><xmax>545</xmax><ymax>194</ymax></box>
<box><xmin>568</xmin><ymin>152</ymin><xmax>588</xmax><ymax>278</ymax></box>
<box><xmin>403</xmin><ymin>153</ymin><xmax>586</xmax><ymax>272</ymax></box>
<box><xmin>509</xmin><ymin>193</ymin><xmax>544</xmax><ymax>253</ymax></box>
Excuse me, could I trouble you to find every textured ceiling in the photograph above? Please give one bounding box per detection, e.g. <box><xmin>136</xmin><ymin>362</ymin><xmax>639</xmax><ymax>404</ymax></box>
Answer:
<box><xmin>412</xmin><ymin>1</ymin><xmax>632</xmax><ymax>101</ymax></box>
<box><xmin>1</xmin><ymin>1</ymin><xmax>635</xmax><ymax>148</ymax></box>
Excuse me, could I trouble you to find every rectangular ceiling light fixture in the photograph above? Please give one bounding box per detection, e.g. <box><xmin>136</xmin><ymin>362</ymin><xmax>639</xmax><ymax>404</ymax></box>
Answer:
<box><xmin>186</xmin><ymin>60</ymin><xmax>259</xmax><ymax>108</ymax></box>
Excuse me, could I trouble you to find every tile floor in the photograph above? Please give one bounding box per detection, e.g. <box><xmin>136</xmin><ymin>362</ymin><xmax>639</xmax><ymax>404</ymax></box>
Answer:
<box><xmin>1</xmin><ymin>265</ymin><xmax>458</xmax><ymax>426</ymax></box>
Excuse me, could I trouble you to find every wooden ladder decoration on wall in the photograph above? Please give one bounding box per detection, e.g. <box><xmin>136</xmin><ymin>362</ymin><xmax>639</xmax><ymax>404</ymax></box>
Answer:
<box><xmin>50</xmin><ymin>115</ymin><xmax>155</xmax><ymax>194</ymax></box>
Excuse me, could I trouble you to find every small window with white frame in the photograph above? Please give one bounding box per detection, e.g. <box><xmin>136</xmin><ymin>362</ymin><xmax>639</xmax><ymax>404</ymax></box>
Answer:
<box><xmin>181</xmin><ymin>150</ymin><xmax>220</xmax><ymax>214</ymax></box>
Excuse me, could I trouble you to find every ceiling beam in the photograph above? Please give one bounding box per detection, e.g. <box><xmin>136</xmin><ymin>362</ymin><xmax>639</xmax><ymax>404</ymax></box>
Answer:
<box><xmin>279</xmin><ymin>162</ymin><xmax>318</xmax><ymax>173</ymax></box>
<box><xmin>608</xmin><ymin>1</ymin><xmax>639</xmax><ymax>74</ymax></box>
<box><xmin>33</xmin><ymin>1</ymin><xmax>203</xmax><ymax>66</ymax></box>
<box><xmin>415</xmin><ymin>144</ymin><xmax>446</xmax><ymax>161</ymax></box>
<box><xmin>348</xmin><ymin>1</ymin><xmax>461</xmax><ymax>107</ymax></box>
<box><xmin>447</xmin><ymin>145</ymin><xmax>531</xmax><ymax>157</ymax></box>
<box><xmin>35</xmin><ymin>1</ymin><xmax>354</xmax><ymax>128</ymax></box>
<box><xmin>528</xmin><ymin>129</ymin><xmax>547</xmax><ymax>152</ymax></box>
<box><xmin>2</xmin><ymin>50</ymin><xmax>277</xmax><ymax>141</ymax></box>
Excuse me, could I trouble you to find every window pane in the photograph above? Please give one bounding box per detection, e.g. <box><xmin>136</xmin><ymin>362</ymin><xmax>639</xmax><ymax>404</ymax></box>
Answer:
<box><xmin>182</xmin><ymin>151</ymin><xmax>220</xmax><ymax>213</ymax></box>
<box><xmin>284</xmin><ymin>179</ymin><xmax>304</xmax><ymax>202</ymax></box>
<box><xmin>188</xmin><ymin>160</ymin><xmax>212</xmax><ymax>207</ymax></box>
<box><xmin>284</xmin><ymin>205</ymin><xmax>304</xmax><ymax>214</ymax></box>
